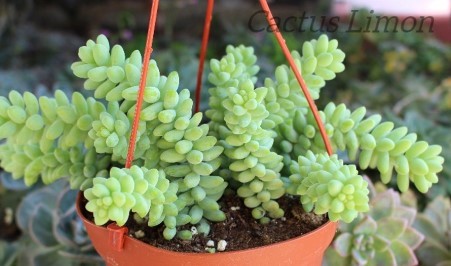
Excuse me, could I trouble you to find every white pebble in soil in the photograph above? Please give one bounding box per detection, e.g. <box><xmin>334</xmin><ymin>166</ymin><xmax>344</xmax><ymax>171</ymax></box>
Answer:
<box><xmin>134</xmin><ymin>230</ymin><xmax>145</xmax><ymax>238</ymax></box>
<box><xmin>190</xmin><ymin>226</ymin><xmax>198</xmax><ymax>235</ymax></box>
<box><xmin>206</xmin><ymin>240</ymin><xmax>215</xmax><ymax>247</ymax></box>
<box><xmin>230</xmin><ymin>206</ymin><xmax>241</xmax><ymax>211</ymax></box>
<box><xmin>217</xmin><ymin>240</ymin><xmax>227</xmax><ymax>251</ymax></box>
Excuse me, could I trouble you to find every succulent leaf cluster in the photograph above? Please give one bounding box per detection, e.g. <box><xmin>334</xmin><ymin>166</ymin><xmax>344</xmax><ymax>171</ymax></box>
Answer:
<box><xmin>324</xmin><ymin>189</ymin><xmax>424</xmax><ymax>266</ymax></box>
<box><xmin>71</xmin><ymin>34</ymin><xmax>147</xmax><ymax>102</ymax></box>
<box><xmin>0</xmin><ymin>90</ymin><xmax>111</xmax><ymax>187</ymax></box>
<box><xmin>206</xmin><ymin>45</ymin><xmax>260</xmax><ymax>135</ymax></box>
<box><xmin>288</xmin><ymin>151</ymin><xmax>369</xmax><ymax>222</ymax></box>
<box><xmin>71</xmin><ymin>35</ymin><xmax>228</xmax><ymax>239</ymax></box>
<box><xmin>208</xmin><ymin>49</ymin><xmax>286</xmax><ymax>221</ymax></box>
<box><xmin>277</xmin><ymin>102</ymin><xmax>444</xmax><ymax>193</ymax></box>
<box><xmin>84</xmin><ymin>166</ymin><xmax>178</xmax><ymax>229</ymax></box>
<box><xmin>263</xmin><ymin>35</ymin><xmax>346</xmax><ymax>130</ymax></box>
<box><xmin>413</xmin><ymin>196</ymin><xmax>451</xmax><ymax>266</ymax></box>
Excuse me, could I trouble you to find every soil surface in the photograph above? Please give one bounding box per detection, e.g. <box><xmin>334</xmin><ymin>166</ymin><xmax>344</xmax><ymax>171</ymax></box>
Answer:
<box><xmin>81</xmin><ymin>193</ymin><xmax>327</xmax><ymax>253</ymax></box>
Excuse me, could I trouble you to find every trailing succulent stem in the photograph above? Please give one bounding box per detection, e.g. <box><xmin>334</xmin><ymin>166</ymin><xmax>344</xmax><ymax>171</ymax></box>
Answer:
<box><xmin>0</xmin><ymin>90</ymin><xmax>110</xmax><ymax>187</ymax></box>
<box><xmin>208</xmin><ymin>47</ymin><xmax>287</xmax><ymax>221</ymax></box>
<box><xmin>263</xmin><ymin>34</ymin><xmax>346</xmax><ymax>130</ymax></box>
<box><xmin>277</xmin><ymin>102</ymin><xmax>444</xmax><ymax>193</ymax></box>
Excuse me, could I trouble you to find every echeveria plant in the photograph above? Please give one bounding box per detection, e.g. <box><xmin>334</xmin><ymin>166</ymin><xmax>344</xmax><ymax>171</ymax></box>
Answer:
<box><xmin>0</xmin><ymin>34</ymin><xmax>444</xmax><ymax>241</ymax></box>
<box><xmin>15</xmin><ymin>180</ymin><xmax>102</xmax><ymax>265</ymax></box>
<box><xmin>324</xmin><ymin>189</ymin><xmax>424</xmax><ymax>266</ymax></box>
<box><xmin>413</xmin><ymin>196</ymin><xmax>451</xmax><ymax>265</ymax></box>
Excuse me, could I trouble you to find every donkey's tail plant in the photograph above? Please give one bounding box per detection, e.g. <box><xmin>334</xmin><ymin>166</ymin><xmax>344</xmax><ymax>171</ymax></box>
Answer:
<box><xmin>288</xmin><ymin>151</ymin><xmax>369</xmax><ymax>223</ymax></box>
<box><xmin>279</xmin><ymin>103</ymin><xmax>444</xmax><ymax>193</ymax></box>
<box><xmin>0</xmin><ymin>34</ymin><xmax>444</xmax><ymax>243</ymax></box>
<box><xmin>0</xmin><ymin>90</ymin><xmax>110</xmax><ymax>187</ymax></box>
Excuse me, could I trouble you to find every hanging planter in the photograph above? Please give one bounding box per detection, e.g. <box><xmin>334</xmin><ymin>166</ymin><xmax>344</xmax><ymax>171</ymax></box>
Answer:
<box><xmin>0</xmin><ymin>0</ymin><xmax>445</xmax><ymax>265</ymax></box>
<box><xmin>76</xmin><ymin>192</ymin><xmax>337</xmax><ymax>266</ymax></box>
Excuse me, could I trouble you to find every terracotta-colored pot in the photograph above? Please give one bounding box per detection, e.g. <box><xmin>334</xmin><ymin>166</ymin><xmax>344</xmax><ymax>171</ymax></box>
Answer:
<box><xmin>76</xmin><ymin>192</ymin><xmax>337</xmax><ymax>266</ymax></box>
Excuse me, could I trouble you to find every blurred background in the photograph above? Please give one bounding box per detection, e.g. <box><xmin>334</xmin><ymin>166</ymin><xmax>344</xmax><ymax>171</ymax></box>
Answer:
<box><xmin>0</xmin><ymin>0</ymin><xmax>449</xmax><ymax>265</ymax></box>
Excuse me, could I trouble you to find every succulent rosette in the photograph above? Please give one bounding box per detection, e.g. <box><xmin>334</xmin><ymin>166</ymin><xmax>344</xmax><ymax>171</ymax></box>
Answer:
<box><xmin>324</xmin><ymin>189</ymin><xmax>424</xmax><ymax>266</ymax></box>
<box><xmin>413</xmin><ymin>196</ymin><xmax>451</xmax><ymax>266</ymax></box>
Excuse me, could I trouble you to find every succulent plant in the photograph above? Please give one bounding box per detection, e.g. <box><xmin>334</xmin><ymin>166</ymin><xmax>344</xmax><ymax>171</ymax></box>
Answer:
<box><xmin>0</xmin><ymin>89</ymin><xmax>111</xmax><ymax>188</ymax></box>
<box><xmin>262</xmin><ymin>34</ymin><xmax>346</xmax><ymax>130</ymax></box>
<box><xmin>413</xmin><ymin>196</ymin><xmax>451</xmax><ymax>266</ymax></box>
<box><xmin>15</xmin><ymin>179</ymin><xmax>103</xmax><ymax>265</ymax></box>
<box><xmin>0</xmin><ymin>34</ymin><xmax>444</xmax><ymax>244</ymax></box>
<box><xmin>84</xmin><ymin>166</ymin><xmax>178</xmax><ymax>230</ymax></box>
<box><xmin>275</xmin><ymin>102</ymin><xmax>444</xmax><ymax>194</ymax></box>
<box><xmin>212</xmin><ymin>77</ymin><xmax>286</xmax><ymax>221</ymax></box>
<box><xmin>323</xmin><ymin>189</ymin><xmax>424</xmax><ymax>266</ymax></box>
<box><xmin>288</xmin><ymin>152</ymin><xmax>369</xmax><ymax>223</ymax></box>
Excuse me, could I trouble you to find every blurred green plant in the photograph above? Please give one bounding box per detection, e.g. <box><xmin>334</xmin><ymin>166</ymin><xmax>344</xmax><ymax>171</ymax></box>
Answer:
<box><xmin>413</xmin><ymin>196</ymin><xmax>451</xmax><ymax>266</ymax></box>
<box><xmin>0</xmin><ymin>172</ymin><xmax>23</xmax><ymax>266</ymax></box>
<box><xmin>0</xmin><ymin>240</ymin><xmax>17</xmax><ymax>266</ymax></box>
<box><xmin>0</xmin><ymin>171</ymin><xmax>33</xmax><ymax>244</ymax></box>
<box><xmin>15</xmin><ymin>179</ymin><xmax>103</xmax><ymax>266</ymax></box>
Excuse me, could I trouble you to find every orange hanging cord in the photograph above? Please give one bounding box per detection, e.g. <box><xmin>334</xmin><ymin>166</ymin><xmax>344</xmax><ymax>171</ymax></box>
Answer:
<box><xmin>195</xmin><ymin>0</ymin><xmax>215</xmax><ymax>113</ymax></box>
<box><xmin>127</xmin><ymin>0</ymin><xmax>333</xmax><ymax>169</ymax></box>
<box><xmin>258</xmin><ymin>0</ymin><xmax>333</xmax><ymax>156</ymax></box>
<box><xmin>125</xmin><ymin>0</ymin><xmax>160</xmax><ymax>168</ymax></box>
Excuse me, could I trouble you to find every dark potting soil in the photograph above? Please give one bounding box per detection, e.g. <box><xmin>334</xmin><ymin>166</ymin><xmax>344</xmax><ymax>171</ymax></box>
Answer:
<box><xmin>81</xmin><ymin>194</ymin><xmax>327</xmax><ymax>253</ymax></box>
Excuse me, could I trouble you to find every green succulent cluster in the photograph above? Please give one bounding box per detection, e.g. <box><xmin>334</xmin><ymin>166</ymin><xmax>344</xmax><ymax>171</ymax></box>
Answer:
<box><xmin>288</xmin><ymin>151</ymin><xmax>369</xmax><ymax>222</ymax></box>
<box><xmin>207</xmin><ymin>49</ymin><xmax>286</xmax><ymax>221</ymax></box>
<box><xmin>413</xmin><ymin>196</ymin><xmax>451</xmax><ymax>265</ymax></box>
<box><xmin>89</xmin><ymin>101</ymin><xmax>145</xmax><ymax>162</ymax></box>
<box><xmin>70</xmin><ymin>35</ymin><xmax>228</xmax><ymax>239</ymax></box>
<box><xmin>0</xmin><ymin>90</ymin><xmax>110</xmax><ymax>187</ymax></box>
<box><xmin>206</xmin><ymin>45</ymin><xmax>260</xmax><ymax>135</ymax></box>
<box><xmin>85</xmin><ymin>166</ymin><xmax>178</xmax><ymax>228</ymax></box>
<box><xmin>71</xmin><ymin>34</ymin><xmax>153</xmax><ymax>102</ymax></box>
<box><xmin>224</xmin><ymin>81</ymin><xmax>285</xmax><ymax>220</ymax></box>
<box><xmin>324</xmin><ymin>189</ymin><xmax>424</xmax><ymax>266</ymax></box>
<box><xmin>277</xmin><ymin>102</ymin><xmax>444</xmax><ymax>193</ymax></box>
<box><xmin>263</xmin><ymin>34</ymin><xmax>346</xmax><ymax>130</ymax></box>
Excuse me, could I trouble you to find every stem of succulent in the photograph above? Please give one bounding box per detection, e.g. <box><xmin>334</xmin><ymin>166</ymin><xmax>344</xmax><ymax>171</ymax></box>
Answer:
<box><xmin>125</xmin><ymin>0</ymin><xmax>160</xmax><ymax>168</ymax></box>
<box><xmin>195</xmin><ymin>0</ymin><xmax>215</xmax><ymax>113</ymax></box>
<box><xmin>258</xmin><ymin>0</ymin><xmax>333</xmax><ymax>156</ymax></box>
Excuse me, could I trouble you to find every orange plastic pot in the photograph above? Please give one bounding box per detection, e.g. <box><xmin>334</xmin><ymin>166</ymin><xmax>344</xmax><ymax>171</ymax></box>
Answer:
<box><xmin>76</xmin><ymin>192</ymin><xmax>337</xmax><ymax>266</ymax></box>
